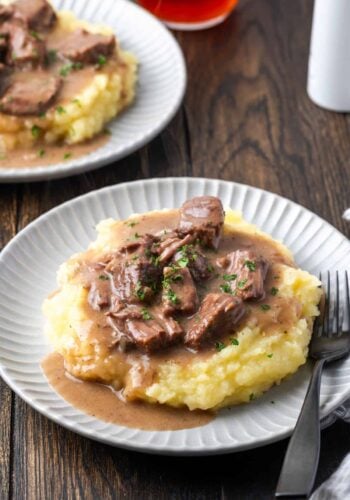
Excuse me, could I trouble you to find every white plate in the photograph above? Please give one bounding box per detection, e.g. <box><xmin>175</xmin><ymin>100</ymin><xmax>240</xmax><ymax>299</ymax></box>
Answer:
<box><xmin>0</xmin><ymin>178</ymin><xmax>349</xmax><ymax>456</ymax></box>
<box><xmin>0</xmin><ymin>0</ymin><xmax>186</xmax><ymax>183</ymax></box>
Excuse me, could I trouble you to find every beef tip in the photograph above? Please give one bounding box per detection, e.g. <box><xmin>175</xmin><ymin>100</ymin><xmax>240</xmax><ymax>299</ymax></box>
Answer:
<box><xmin>157</xmin><ymin>233</ymin><xmax>193</xmax><ymax>264</ymax></box>
<box><xmin>0</xmin><ymin>5</ymin><xmax>14</xmax><ymax>22</ymax></box>
<box><xmin>0</xmin><ymin>20</ymin><xmax>45</xmax><ymax>68</ymax></box>
<box><xmin>108</xmin><ymin>304</ymin><xmax>183</xmax><ymax>352</ymax></box>
<box><xmin>88</xmin><ymin>274</ymin><xmax>111</xmax><ymax>311</ymax></box>
<box><xmin>13</xmin><ymin>0</ymin><xmax>57</xmax><ymax>31</ymax></box>
<box><xmin>119</xmin><ymin>233</ymin><xmax>159</xmax><ymax>257</ymax></box>
<box><xmin>216</xmin><ymin>250</ymin><xmax>269</xmax><ymax>300</ymax></box>
<box><xmin>49</xmin><ymin>29</ymin><xmax>116</xmax><ymax>65</ymax></box>
<box><xmin>173</xmin><ymin>243</ymin><xmax>211</xmax><ymax>282</ymax></box>
<box><xmin>178</xmin><ymin>196</ymin><xmax>225</xmax><ymax>250</ymax></box>
<box><xmin>162</xmin><ymin>266</ymin><xmax>198</xmax><ymax>315</ymax></box>
<box><xmin>185</xmin><ymin>293</ymin><xmax>245</xmax><ymax>348</ymax></box>
<box><xmin>0</xmin><ymin>73</ymin><xmax>62</xmax><ymax>115</ymax></box>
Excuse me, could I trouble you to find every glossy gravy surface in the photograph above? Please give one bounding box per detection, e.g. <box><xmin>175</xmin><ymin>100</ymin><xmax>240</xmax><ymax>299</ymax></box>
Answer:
<box><xmin>42</xmin><ymin>353</ymin><xmax>214</xmax><ymax>431</ymax></box>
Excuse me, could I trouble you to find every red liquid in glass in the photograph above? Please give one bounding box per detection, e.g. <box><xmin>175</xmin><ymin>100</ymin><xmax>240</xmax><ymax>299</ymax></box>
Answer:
<box><xmin>138</xmin><ymin>0</ymin><xmax>238</xmax><ymax>24</ymax></box>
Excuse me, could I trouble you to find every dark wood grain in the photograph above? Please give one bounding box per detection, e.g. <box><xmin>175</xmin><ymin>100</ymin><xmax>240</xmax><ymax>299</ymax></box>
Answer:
<box><xmin>1</xmin><ymin>0</ymin><xmax>350</xmax><ymax>499</ymax></box>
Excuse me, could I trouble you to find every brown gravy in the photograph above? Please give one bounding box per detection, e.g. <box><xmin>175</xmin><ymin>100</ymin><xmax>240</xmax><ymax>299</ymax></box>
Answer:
<box><xmin>42</xmin><ymin>353</ymin><xmax>214</xmax><ymax>431</ymax></box>
<box><xmin>0</xmin><ymin>133</ymin><xmax>109</xmax><ymax>169</ymax></box>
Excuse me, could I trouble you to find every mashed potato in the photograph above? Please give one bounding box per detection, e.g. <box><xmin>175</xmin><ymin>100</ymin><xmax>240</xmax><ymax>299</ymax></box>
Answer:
<box><xmin>43</xmin><ymin>209</ymin><xmax>322</xmax><ymax>411</ymax></box>
<box><xmin>0</xmin><ymin>8</ymin><xmax>137</xmax><ymax>152</ymax></box>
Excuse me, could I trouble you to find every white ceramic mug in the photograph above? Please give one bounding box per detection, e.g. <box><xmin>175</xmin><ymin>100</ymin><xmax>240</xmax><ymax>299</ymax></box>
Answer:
<box><xmin>307</xmin><ymin>0</ymin><xmax>350</xmax><ymax>112</ymax></box>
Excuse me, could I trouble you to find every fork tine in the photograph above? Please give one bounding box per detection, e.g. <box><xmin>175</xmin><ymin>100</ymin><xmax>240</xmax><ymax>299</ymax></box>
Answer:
<box><xmin>322</xmin><ymin>271</ymin><xmax>331</xmax><ymax>336</ymax></box>
<box><xmin>335</xmin><ymin>271</ymin><xmax>340</xmax><ymax>333</ymax></box>
<box><xmin>346</xmin><ymin>270</ymin><xmax>350</xmax><ymax>332</ymax></box>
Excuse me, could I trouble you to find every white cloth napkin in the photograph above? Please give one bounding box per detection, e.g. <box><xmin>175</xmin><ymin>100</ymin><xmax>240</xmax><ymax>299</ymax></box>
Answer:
<box><xmin>310</xmin><ymin>399</ymin><xmax>350</xmax><ymax>499</ymax></box>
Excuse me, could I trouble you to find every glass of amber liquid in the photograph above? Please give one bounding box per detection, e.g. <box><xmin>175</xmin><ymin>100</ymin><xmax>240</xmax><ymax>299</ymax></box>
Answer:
<box><xmin>138</xmin><ymin>0</ymin><xmax>239</xmax><ymax>30</ymax></box>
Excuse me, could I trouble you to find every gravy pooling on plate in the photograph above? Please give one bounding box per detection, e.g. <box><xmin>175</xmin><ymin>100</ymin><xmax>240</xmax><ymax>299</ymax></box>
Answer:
<box><xmin>0</xmin><ymin>0</ymin><xmax>137</xmax><ymax>167</ymax></box>
<box><xmin>43</xmin><ymin>196</ymin><xmax>322</xmax><ymax>428</ymax></box>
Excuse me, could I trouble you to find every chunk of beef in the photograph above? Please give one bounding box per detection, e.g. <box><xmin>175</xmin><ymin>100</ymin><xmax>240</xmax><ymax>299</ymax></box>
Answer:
<box><xmin>0</xmin><ymin>73</ymin><xmax>62</xmax><ymax>115</ymax></box>
<box><xmin>178</xmin><ymin>196</ymin><xmax>224</xmax><ymax>250</ymax></box>
<box><xmin>0</xmin><ymin>5</ymin><xmax>14</xmax><ymax>23</ymax></box>
<box><xmin>49</xmin><ymin>29</ymin><xmax>116</xmax><ymax>65</ymax></box>
<box><xmin>155</xmin><ymin>232</ymin><xmax>193</xmax><ymax>264</ymax></box>
<box><xmin>185</xmin><ymin>293</ymin><xmax>246</xmax><ymax>348</ymax></box>
<box><xmin>0</xmin><ymin>20</ymin><xmax>45</xmax><ymax>68</ymax></box>
<box><xmin>162</xmin><ymin>266</ymin><xmax>198</xmax><ymax>315</ymax></box>
<box><xmin>173</xmin><ymin>244</ymin><xmax>212</xmax><ymax>282</ymax></box>
<box><xmin>216</xmin><ymin>250</ymin><xmax>269</xmax><ymax>300</ymax></box>
<box><xmin>108</xmin><ymin>304</ymin><xmax>183</xmax><ymax>352</ymax></box>
<box><xmin>13</xmin><ymin>0</ymin><xmax>57</xmax><ymax>31</ymax></box>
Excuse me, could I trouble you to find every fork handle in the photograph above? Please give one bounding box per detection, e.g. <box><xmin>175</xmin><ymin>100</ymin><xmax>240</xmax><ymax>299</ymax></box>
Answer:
<box><xmin>275</xmin><ymin>359</ymin><xmax>326</xmax><ymax>498</ymax></box>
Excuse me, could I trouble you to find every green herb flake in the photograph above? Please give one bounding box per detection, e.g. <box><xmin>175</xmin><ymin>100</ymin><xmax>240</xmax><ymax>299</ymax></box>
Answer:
<box><xmin>219</xmin><ymin>283</ymin><xmax>232</xmax><ymax>294</ymax></box>
<box><xmin>98</xmin><ymin>274</ymin><xmax>109</xmax><ymax>281</ymax></box>
<box><xmin>133</xmin><ymin>232</ymin><xmax>140</xmax><ymax>239</ymax></box>
<box><xmin>237</xmin><ymin>279</ymin><xmax>248</xmax><ymax>289</ymax></box>
<box><xmin>270</xmin><ymin>287</ymin><xmax>279</xmax><ymax>296</ymax></box>
<box><xmin>72</xmin><ymin>98</ymin><xmax>82</xmax><ymax>107</ymax></box>
<box><xmin>223</xmin><ymin>273</ymin><xmax>237</xmax><ymax>281</ymax></box>
<box><xmin>97</xmin><ymin>54</ymin><xmax>107</xmax><ymax>67</ymax></box>
<box><xmin>38</xmin><ymin>149</ymin><xmax>45</xmax><ymax>158</ymax></box>
<box><xmin>166</xmin><ymin>288</ymin><xmax>178</xmax><ymax>305</ymax></box>
<box><xmin>244</xmin><ymin>260</ymin><xmax>256</xmax><ymax>271</ymax></box>
<box><xmin>177</xmin><ymin>257</ymin><xmax>189</xmax><ymax>268</ymax></box>
<box><xmin>63</xmin><ymin>152</ymin><xmax>72</xmax><ymax>160</ymax></box>
<box><xmin>141</xmin><ymin>308</ymin><xmax>153</xmax><ymax>320</ymax></box>
<box><xmin>56</xmin><ymin>105</ymin><xmax>66</xmax><ymax>114</ymax></box>
<box><xmin>60</xmin><ymin>64</ymin><xmax>72</xmax><ymax>77</ymax></box>
<box><xmin>131</xmin><ymin>254</ymin><xmax>139</xmax><ymax>261</ymax></box>
<box><xmin>207</xmin><ymin>264</ymin><xmax>214</xmax><ymax>273</ymax></box>
<box><xmin>47</xmin><ymin>49</ymin><xmax>57</xmax><ymax>64</ymax></box>
<box><xmin>125</xmin><ymin>220</ymin><xmax>138</xmax><ymax>227</ymax></box>
<box><xmin>230</xmin><ymin>338</ymin><xmax>239</xmax><ymax>346</ymax></box>
<box><xmin>215</xmin><ymin>341</ymin><xmax>226</xmax><ymax>352</ymax></box>
<box><xmin>30</xmin><ymin>30</ymin><xmax>40</xmax><ymax>40</ymax></box>
<box><xmin>260</xmin><ymin>304</ymin><xmax>271</xmax><ymax>311</ymax></box>
<box><xmin>249</xmin><ymin>393</ymin><xmax>256</xmax><ymax>401</ymax></box>
<box><xmin>31</xmin><ymin>125</ymin><xmax>41</xmax><ymax>138</ymax></box>
<box><xmin>135</xmin><ymin>282</ymin><xmax>146</xmax><ymax>301</ymax></box>
<box><xmin>267</xmin><ymin>353</ymin><xmax>273</xmax><ymax>358</ymax></box>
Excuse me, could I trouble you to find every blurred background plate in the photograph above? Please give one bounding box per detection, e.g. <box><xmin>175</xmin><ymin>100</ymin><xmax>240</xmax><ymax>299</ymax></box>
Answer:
<box><xmin>0</xmin><ymin>0</ymin><xmax>186</xmax><ymax>182</ymax></box>
<box><xmin>0</xmin><ymin>178</ymin><xmax>349</xmax><ymax>455</ymax></box>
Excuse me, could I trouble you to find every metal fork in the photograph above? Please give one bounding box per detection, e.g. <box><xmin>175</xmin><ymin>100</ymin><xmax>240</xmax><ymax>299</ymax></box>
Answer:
<box><xmin>275</xmin><ymin>270</ymin><xmax>350</xmax><ymax>498</ymax></box>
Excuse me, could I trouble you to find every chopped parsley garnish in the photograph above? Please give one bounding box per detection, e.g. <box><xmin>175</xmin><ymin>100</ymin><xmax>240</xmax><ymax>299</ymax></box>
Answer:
<box><xmin>133</xmin><ymin>232</ymin><xmax>140</xmax><ymax>239</ymax></box>
<box><xmin>270</xmin><ymin>287</ymin><xmax>279</xmax><ymax>296</ymax></box>
<box><xmin>31</xmin><ymin>125</ymin><xmax>41</xmax><ymax>138</ymax></box>
<box><xmin>63</xmin><ymin>152</ymin><xmax>72</xmax><ymax>160</ymax></box>
<box><xmin>207</xmin><ymin>264</ymin><xmax>214</xmax><ymax>273</ymax></box>
<box><xmin>151</xmin><ymin>254</ymin><xmax>160</xmax><ymax>266</ymax></box>
<box><xmin>237</xmin><ymin>279</ymin><xmax>248</xmax><ymax>289</ymax></box>
<box><xmin>219</xmin><ymin>283</ymin><xmax>232</xmax><ymax>294</ymax></box>
<box><xmin>215</xmin><ymin>341</ymin><xmax>226</xmax><ymax>352</ymax></box>
<box><xmin>38</xmin><ymin>149</ymin><xmax>45</xmax><ymax>158</ymax></box>
<box><xmin>125</xmin><ymin>220</ymin><xmax>138</xmax><ymax>227</ymax></box>
<box><xmin>135</xmin><ymin>282</ymin><xmax>146</xmax><ymax>301</ymax></box>
<box><xmin>131</xmin><ymin>255</ymin><xmax>139</xmax><ymax>261</ymax></box>
<box><xmin>223</xmin><ymin>273</ymin><xmax>237</xmax><ymax>281</ymax></box>
<box><xmin>244</xmin><ymin>260</ymin><xmax>256</xmax><ymax>271</ymax></box>
<box><xmin>249</xmin><ymin>393</ymin><xmax>256</xmax><ymax>401</ymax></box>
<box><xmin>97</xmin><ymin>54</ymin><xmax>107</xmax><ymax>67</ymax></box>
<box><xmin>30</xmin><ymin>30</ymin><xmax>40</xmax><ymax>40</ymax></box>
<box><xmin>56</xmin><ymin>105</ymin><xmax>66</xmax><ymax>114</ymax></box>
<box><xmin>230</xmin><ymin>338</ymin><xmax>239</xmax><ymax>346</ymax></box>
<box><xmin>72</xmin><ymin>98</ymin><xmax>82</xmax><ymax>107</ymax></box>
<box><xmin>47</xmin><ymin>49</ymin><xmax>57</xmax><ymax>64</ymax></box>
<box><xmin>177</xmin><ymin>257</ymin><xmax>189</xmax><ymax>268</ymax></box>
<box><xmin>166</xmin><ymin>288</ymin><xmax>178</xmax><ymax>304</ymax></box>
<box><xmin>59</xmin><ymin>62</ymin><xmax>83</xmax><ymax>77</ymax></box>
<box><xmin>260</xmin><ymin>304</ymin><xmax>271</xmax><ymax>311</ymax></box>
<box><xmin>267</xmin><ymin>353</ymin><xmax>273</xmax><ymax>358</ymax></box>
<box><xmin>39</xmin><ymin>111</ymin><xmax>46</xmax><ymax>118</ymax></box>
<box><xmin>141</xmin><ymin>308</ymin><xmax>153</xmax><ymax>320</ymax></box>
<box><xmin>98</xmin><ymin>274</ymin><xmax>109</xmax><ymax>280</ymax></box>
<box><xmin>171</xmin><ymin>274</ymin><xmax>183</xmax><ymax>282</ymax></box>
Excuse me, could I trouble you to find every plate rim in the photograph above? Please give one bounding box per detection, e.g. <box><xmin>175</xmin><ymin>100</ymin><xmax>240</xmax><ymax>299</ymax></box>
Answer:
<box><xmin>0</xmin><ymin>0</ymin><xmax>187</xmax><ymax>183</ymax></box>
<box><xmin>0</xmin><ymin>177</ymin><xmax>349</xmax><ymax>455</ymax></box>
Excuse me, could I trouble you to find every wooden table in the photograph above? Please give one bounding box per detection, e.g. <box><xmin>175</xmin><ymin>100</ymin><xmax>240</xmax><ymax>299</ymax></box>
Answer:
<box><xmin>1</xmin><ymin>0</ymin><xmax>350</xmax><ymax>498</ymax></box>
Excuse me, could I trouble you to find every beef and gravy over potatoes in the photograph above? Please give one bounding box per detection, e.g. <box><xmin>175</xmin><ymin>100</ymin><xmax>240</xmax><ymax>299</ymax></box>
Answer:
<box><xmin>0</xmin><ymin>0</ymin><xmax>137</xmax><ymax>167</ymax></box>
<box><xmin>43</xmin><ymin>197</ymin><xmax>322</xmax><ymax>430</ymax></box>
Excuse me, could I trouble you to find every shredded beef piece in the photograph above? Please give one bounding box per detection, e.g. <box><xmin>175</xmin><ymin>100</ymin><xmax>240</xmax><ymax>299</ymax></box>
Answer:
<box><xmin>178</xmin><ymin>196</ymin><xmax>224</xmax><ymax>250</ymax></box>
<box><xmin>0</xmin><ymin>20</ymin><xmax>45</xmax><ymax>68</ymax></box>
<box><xmin>216</xmin><ymin>249</ymin><xmax>269</xmax><ymax>300</ymax></box>
<box><xmin>0</xmin><ymin>73</ymin><xmax>61</xmax><ymax>115</ymax></box>
<box><xmin>185</xmin><ymin>293</ymin><xmax>246</xmax><ymax>348</ymax></box>
<box><xmin>48</xmin><ymin>28</ymin><xmax>115</xmax><ymax>64</ymax></box>
<box><xmin>157</xmin><ymin>233</ymin><xmax>193</xmax><ymax>264</ymax></box>
<box><xmin>173</xmin><ymin>243</ymin><xmax>211</xmax><ymax>282</ymax></box>
<box><xmin>162</xmin><ymin>266</ymin><xmax>198</xmax><ymax>315</ymax></box>
<box><xmin>13</xmin><ymin>0</ymin><xmax>57</xmax><ymax>31</ymax></box>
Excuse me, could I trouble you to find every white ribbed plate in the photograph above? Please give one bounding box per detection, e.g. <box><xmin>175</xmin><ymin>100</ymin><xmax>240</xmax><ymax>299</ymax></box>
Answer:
<box><xmin>0</xmin><ymin>0</ymin><xmax>186</xmax><ymax>182</ymax></box>
<box><xmin>0</xmin><ymin>178</ymin><xmax>350</xmax><ymax>455</ymax></box>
